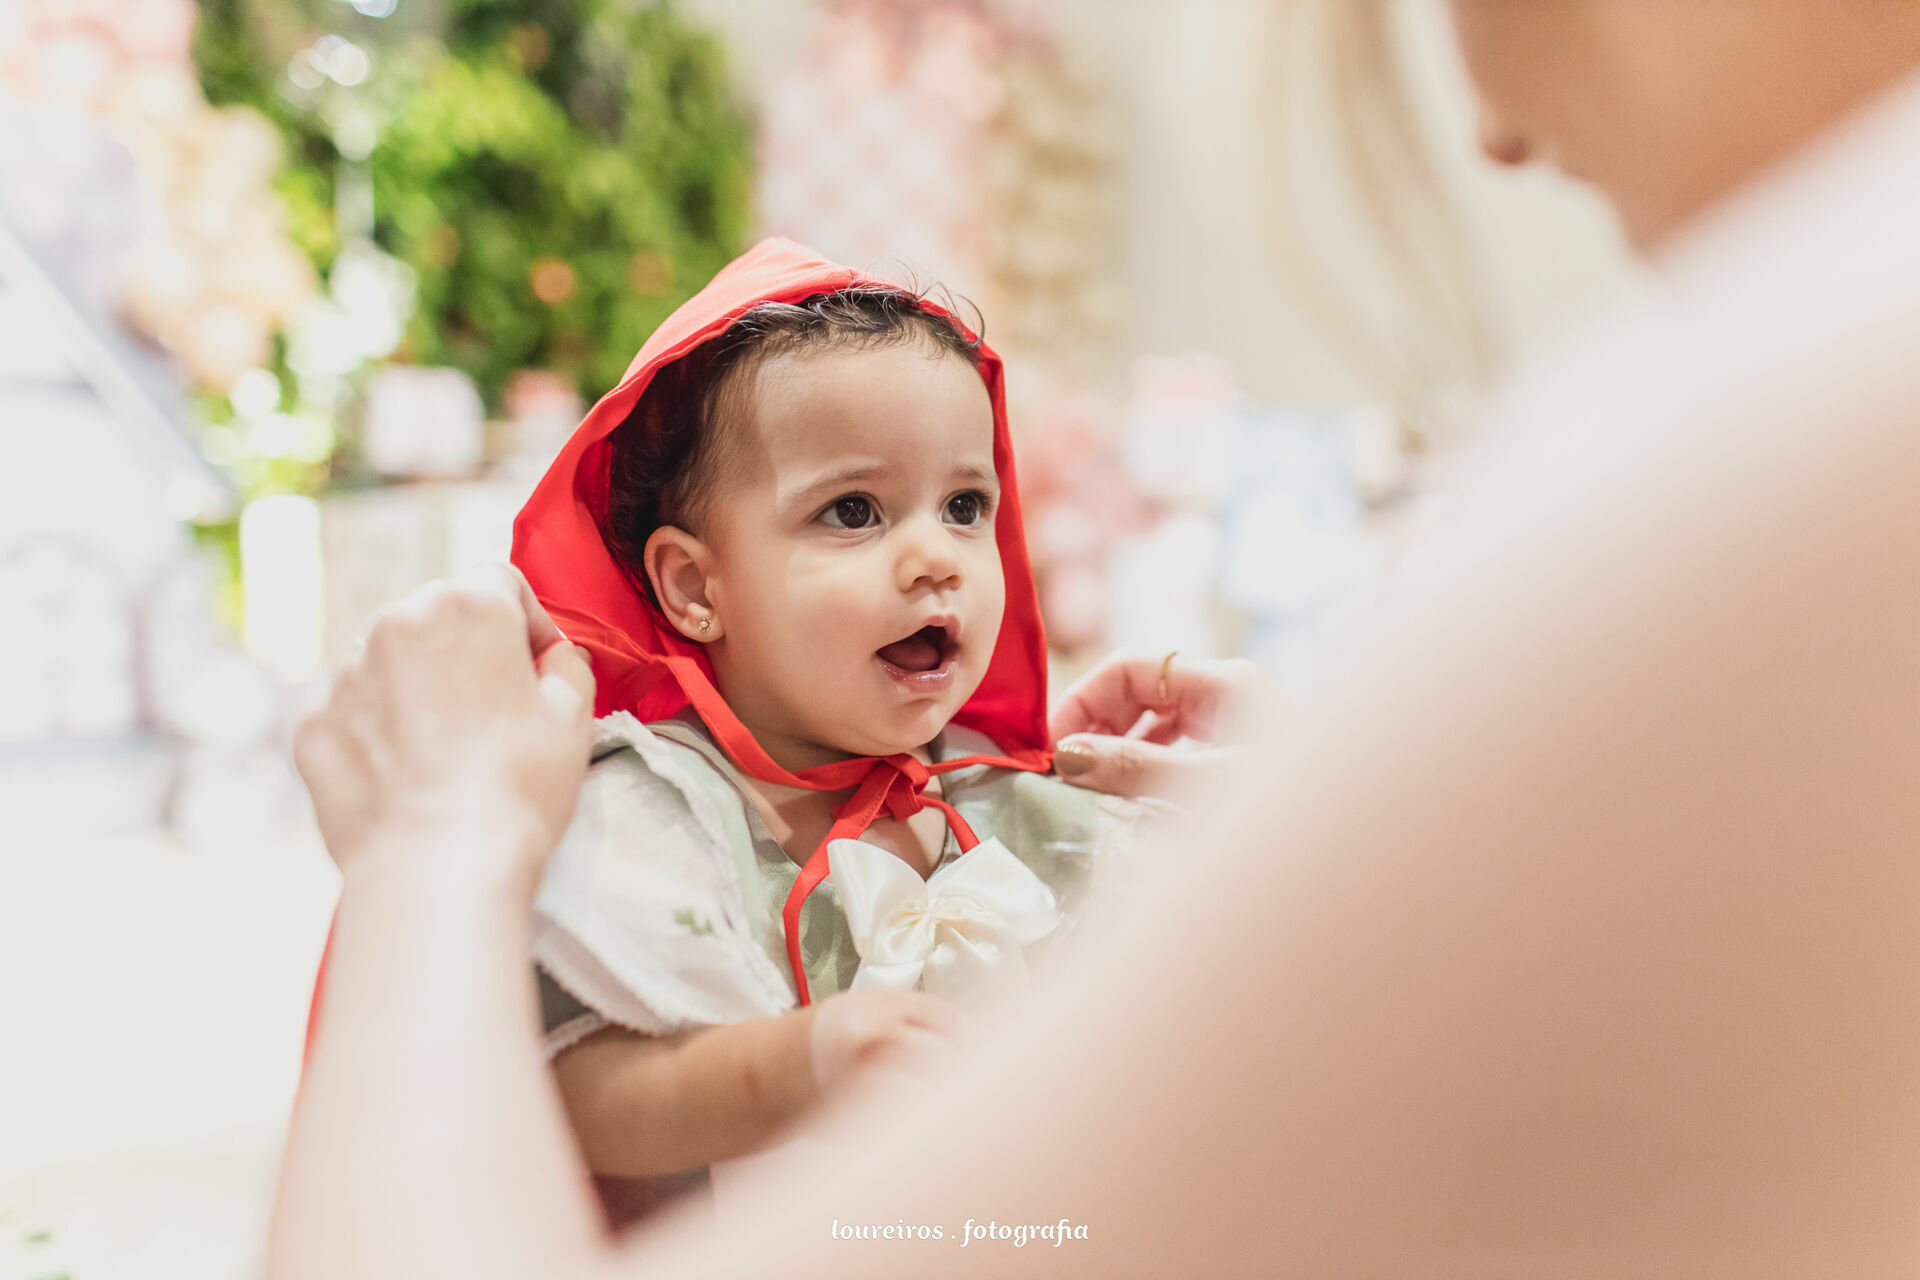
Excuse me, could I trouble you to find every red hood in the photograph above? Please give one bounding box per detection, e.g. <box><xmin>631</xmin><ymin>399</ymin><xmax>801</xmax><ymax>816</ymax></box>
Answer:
<box><xmin>511</xmin><ymin>237</ymin><xmax>1050</xmax><ymax>769</ymax></box>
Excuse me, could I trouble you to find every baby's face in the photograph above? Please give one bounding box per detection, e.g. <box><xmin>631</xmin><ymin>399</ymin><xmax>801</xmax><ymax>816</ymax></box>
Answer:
<box><xmin>699</xmin><ymin>342</ymin><xmax>1005</xmax><ymax>768</ymax></box>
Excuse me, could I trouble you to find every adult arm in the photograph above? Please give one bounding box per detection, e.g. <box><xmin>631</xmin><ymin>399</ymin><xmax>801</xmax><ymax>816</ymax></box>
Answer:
<box><xmin>265</xmin><ymin>569</ymin><xmax>616</xmax><ymax>1280</ymax></box>
<box><xmin>615</xmin><ymin>78</ymin><xmax>1920</xmax><ymax>1277</ymax></box>
<box><xmin>268</xmin><ymin>564</ymin><xmax>958</xmax><ymax>1271</ymax></box>
<box><xmin>271</xmin><ymin>79</ymin><xmax>1920</xmax><ymax>1280</ymax></box>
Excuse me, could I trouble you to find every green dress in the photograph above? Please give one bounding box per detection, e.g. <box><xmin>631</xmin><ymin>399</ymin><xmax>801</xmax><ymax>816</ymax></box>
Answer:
<box><xmin>532</xmin><ymin>710</ymin><xmax>1135</xmax><ymax>1050</ymax></box>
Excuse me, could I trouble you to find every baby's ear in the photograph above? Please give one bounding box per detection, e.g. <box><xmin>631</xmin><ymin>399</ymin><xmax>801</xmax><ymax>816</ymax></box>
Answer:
<box><xmin>643</xmin><ymin>526</ymin><xmax>723</xmax><ymax>642</ymax></box>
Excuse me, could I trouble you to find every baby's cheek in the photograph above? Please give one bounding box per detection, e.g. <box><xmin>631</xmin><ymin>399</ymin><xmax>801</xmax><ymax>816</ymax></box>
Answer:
<box><xmin>975</xmin><ymin>554</ymin><xmax>1008</xmax><ymax>632</ymax></box>
<box><xmin>787</xmin><ymin>567</ymin><xmax>866</xmax><ymax>631</ymax></box>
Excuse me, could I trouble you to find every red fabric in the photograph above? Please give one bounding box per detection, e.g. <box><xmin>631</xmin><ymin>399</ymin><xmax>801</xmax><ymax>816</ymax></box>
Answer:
<box><xmin>512</xmin><ymin>237</ymin><xmax>1053</xmax><ymax>1003</ymax></box>
<box><xmin>510</xmin><ymin>237</ymin><xmax>1051</xmax><ymax>761</ymax></box>
<box><xmin>303</xmin><ymin>919</ymin><xmax>333</xmax><ymax>1068</ymax></box>
<box><xmin>304</xmin><ymin>239</ymin><xmax>1054</xmax><ymax>1053</ymax></box>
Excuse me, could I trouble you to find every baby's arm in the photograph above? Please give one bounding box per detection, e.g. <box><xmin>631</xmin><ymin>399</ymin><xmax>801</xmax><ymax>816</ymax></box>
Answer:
<box><xmin>552</xmin><ymin>1014</ymin><xmax>812</xmax><ymax>1176</ymax></box>
<box><xmin>552</xmin><ymin>989</ymin><xmax>956</xmax><ymax>1177</ymax></box>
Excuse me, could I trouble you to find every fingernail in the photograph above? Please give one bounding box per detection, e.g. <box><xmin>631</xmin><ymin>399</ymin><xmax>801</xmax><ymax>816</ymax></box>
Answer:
<box><xmin>1054</xmin><ymin>739</ymin><xmax>1094</xmax><ymax>776</ymax></box>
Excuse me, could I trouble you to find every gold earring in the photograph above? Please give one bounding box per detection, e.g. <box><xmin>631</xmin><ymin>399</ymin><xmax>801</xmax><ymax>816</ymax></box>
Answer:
<box><xmin>697</xmin><ymin>616</ymin><xmax>712</xmax><ymax>634</ymax></box>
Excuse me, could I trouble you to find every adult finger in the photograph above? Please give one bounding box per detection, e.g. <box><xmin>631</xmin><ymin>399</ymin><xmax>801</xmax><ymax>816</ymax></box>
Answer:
<box><xmin>896</xmin><ymin>992</ymin><xmax>962</xmax><ymax>1038</ymax></box>
<box><xmin>535</xmin><ymin>641</ymin><xmax>596</xmax><ymax>724</ymax></box>
<box><xmin>289</xmin><ymin>709</ymin><xmax>373</xmax><ymax>864</ymax></box>
<box><xmin>1134</xmin><ymin>708</ymin><xmax>1186</xmax><ymax>747</ymax></box>
<box><xmin>1051</xmin><ymin>732</ymin><xmax>1235</xmax><ymax>799</ymax></box>
<box><xmin>454</xmin><ymin>563</ymin><xmax>569</xmax><ymax>660</ymax></box>
<box><xmin>511</xmin><ymin>571</ymin><xmax>571</xmax><ymax>662</ymax></box>
<box><xmin>866</xmin><ymin>1024</ymin><xmax>957</xmax><ymax>1079</ymax></box>
<box><xmin>289</xmin><ymin>710</ymin><xmax>350</xmax><ymax>797</ymax></box>
<box><xmin>1048</xmin><ymin>653</ymin><xmax>1175</xmax><ymax>742</ymax></box>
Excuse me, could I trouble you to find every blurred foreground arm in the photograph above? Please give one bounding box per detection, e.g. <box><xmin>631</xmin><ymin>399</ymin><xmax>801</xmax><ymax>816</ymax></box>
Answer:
<box><xmin>618</xmin><ymin>77</ymin><xmax>1920</xmax><ymax>1277</ymax></box>
<box><xmin>268</xmin><ymin>79</ymin><xmax>1920</xmax><ymax>1280</ymax></box>
<box><xmin>266</xmin><ymin>567</ymin><xmax>610</xmax><ymax>1280</ymax></box>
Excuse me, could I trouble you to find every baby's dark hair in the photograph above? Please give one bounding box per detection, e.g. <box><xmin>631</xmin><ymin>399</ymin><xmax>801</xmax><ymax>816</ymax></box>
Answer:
<box><xmin>601</xmin><ymin>285</ymin><xmax>984</xmax><ymax>602</ymax></box>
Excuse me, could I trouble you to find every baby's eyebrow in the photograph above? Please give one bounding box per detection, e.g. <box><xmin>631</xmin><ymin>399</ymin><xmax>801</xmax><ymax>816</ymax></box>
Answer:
<box><xmin>780</xmin><ymin>462</ymin><xmax>890</xmax><ymax>506</ymax></box>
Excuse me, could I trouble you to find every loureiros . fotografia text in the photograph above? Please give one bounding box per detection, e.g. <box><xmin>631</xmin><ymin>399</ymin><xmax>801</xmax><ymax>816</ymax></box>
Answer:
<box><xmin>829</xmin><ymin>1218</ymin><xmax>1091</xmax><ymax>1247</ymax></box>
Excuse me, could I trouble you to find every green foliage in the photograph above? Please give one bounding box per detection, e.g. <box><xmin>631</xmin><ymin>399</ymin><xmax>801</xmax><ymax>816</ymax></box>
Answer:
<box><xmin>194</xmin><ymin>0</ymin><xmax>752</xmax><ymax>409</ymax></box>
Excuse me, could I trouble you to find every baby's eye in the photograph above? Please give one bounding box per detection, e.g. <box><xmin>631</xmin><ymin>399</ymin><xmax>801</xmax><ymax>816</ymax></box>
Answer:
<box><xmin>821</xmin><ymin>495</ymin><xmax>877</xmax><ymax>530</ymax></box>
<box><xmin>944</xmin><ymin>490</ymin><xmax>992</xmax><ymax>527</ymax></box>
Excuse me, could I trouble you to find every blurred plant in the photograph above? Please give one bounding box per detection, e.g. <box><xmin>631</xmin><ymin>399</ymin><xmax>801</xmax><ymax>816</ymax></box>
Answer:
<box><xmin>193</xmin><ymin>0</ymin><xmax>753</xmax><ymax>414</ymax></box>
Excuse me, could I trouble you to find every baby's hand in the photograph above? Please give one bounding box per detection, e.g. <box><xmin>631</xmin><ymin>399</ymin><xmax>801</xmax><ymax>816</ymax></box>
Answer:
<box><xmin>806</xmin><ymin>988</ymin><xmax>959</xmax><ymax>1092</ymax></box>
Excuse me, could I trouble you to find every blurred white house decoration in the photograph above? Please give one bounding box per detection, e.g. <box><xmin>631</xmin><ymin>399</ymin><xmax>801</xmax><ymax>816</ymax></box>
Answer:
<box><xmin>0</xmin><ymin>205</ymin><xmax>268</xmax><ymax>841</ymax></box>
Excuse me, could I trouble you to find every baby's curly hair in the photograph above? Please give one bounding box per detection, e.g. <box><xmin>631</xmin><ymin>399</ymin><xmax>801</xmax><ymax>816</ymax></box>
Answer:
<box><xmin>600</xmin><ymin>285</ymin><xmax>984</xmax><ymax>603</ymax></box>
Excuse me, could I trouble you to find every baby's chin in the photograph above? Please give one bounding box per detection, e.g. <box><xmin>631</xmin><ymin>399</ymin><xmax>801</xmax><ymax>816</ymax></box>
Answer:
<box><xmin>819</xmin><ymin>698</ymin><xmax>968</xmax><ymax>760</ymax></box>
<box><xmin>796</xmin><ymin>664</ymin><xmax>988</xmax><ymax>759</ymax></box>
<box><xmin>827</xmin><ymin>718</ymin><xmax>947</xmax><ymax>761</ymax></box>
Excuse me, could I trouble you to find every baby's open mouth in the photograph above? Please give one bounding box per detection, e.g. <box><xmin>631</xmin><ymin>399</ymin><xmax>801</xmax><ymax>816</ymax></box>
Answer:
<box><xmin>875</xmin><ymin>623</ymin><xmax>956</xmax><ymax>674</ymax></box>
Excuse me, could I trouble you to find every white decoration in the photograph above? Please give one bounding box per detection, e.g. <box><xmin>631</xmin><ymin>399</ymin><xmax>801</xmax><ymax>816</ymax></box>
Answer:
<box><xmin>361</xmin><ymin>364</ymin><xmax>485</xmax><ymax>479</ymax></box>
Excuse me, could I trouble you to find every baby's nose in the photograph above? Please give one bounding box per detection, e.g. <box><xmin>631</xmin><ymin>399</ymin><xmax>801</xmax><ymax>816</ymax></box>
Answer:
<box><xmin>896</xmin><ymin>517</ymin><xmax>964</xmax><ymax>591</ymax></box>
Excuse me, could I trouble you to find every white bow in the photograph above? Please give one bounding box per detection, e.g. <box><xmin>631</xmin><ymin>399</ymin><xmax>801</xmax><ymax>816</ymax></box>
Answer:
<box><xmin>827</xmin><ymin>836</ymin><xmax>1061</xmax><ymax>999</ymax></box>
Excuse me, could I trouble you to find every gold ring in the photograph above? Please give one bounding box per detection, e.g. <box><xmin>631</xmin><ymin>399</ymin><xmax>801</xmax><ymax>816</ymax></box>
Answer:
<box><xmin>1157</xmin><ymin>650</ymin><xmax>1178</xmax><ymax>704</ymax></box>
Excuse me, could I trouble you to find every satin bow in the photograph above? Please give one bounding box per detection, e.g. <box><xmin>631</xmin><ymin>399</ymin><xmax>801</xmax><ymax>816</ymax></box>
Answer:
<box><xmin>827</xmin><ymin>837</ymin><xmax>1062</xmax><ymax>999</ymax></box>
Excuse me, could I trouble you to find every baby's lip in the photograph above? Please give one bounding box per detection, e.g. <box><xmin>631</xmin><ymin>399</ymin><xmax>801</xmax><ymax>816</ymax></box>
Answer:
<box><xmin>878</xmin><ymin>614</ymin><xmax>960</xmax><ymax>656</ymax></box>
<box><xmin>919</xmin><ymin>613</ymin><xmax>961</xmax><ymax>652</ymax></box>
<box><xmin>873</xmin><ymin>615</ymin><xmax>961</xmax><ymax>685</ymax></box>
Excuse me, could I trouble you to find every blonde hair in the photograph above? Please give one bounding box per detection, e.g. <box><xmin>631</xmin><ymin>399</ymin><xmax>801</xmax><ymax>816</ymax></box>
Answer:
<box><xmin>1261</xmin><ymin>0</ymin><xmax>1501</xmax><ymax>433</ymax></box>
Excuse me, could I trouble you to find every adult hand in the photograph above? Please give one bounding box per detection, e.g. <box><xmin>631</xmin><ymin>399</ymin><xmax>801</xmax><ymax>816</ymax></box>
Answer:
<box><xmin>1048</xmin><ymin>651</ymin><xmax>1276</xmax><ymax>798</ymax></box>
<box><xmin>807</xmin><ymin>988</ymin><xmax>960</xmax><ymax>1093</ymax></box>
<box><xmin>291</xmin><ymin>564</ymin><xmax>596</xmax><ymax>896</ymax></box>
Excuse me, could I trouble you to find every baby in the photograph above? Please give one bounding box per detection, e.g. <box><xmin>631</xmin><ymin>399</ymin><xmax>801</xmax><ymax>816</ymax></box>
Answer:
<box><xmin>512</xmin><ymin>239</ymin><xmax>1133</xmax><ymax>1217</ymax></box>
